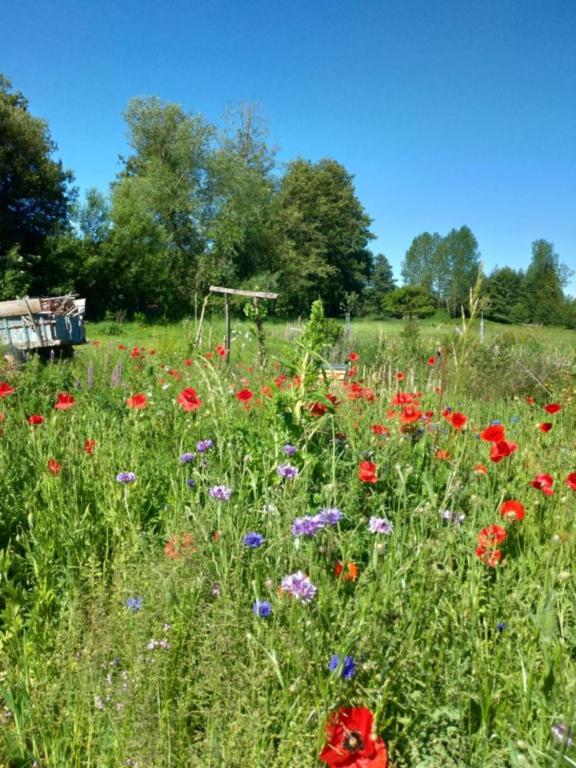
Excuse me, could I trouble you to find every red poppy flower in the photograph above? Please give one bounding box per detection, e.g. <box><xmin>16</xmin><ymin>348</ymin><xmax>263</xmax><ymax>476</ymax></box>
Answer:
<box><xmin>47</xmin><ymin>459</ymin><xmax>62</xmax><ymax>476</ymax></box>
<box><xmin>435</xmin><ymin>449</ymin><xmax>451</xmax><ymax>460</ymax></box>
<box><xmin>126</xmin><ymin>393</ymin><xmax>148</xmax><ymax>409</ymax></box>
<box><xmin>130</xmin><ymin>346</ymin><xmax>141</xmax><ymax>358</ymax></box>
<box><xmin>473</xmin><ymin>463</ymin><xmax>488</xmax><ymax>476</ymax></box>
<box><xmin>566</xmin><ymin>473</ymin><xmax>576</xmax><ymax>491</ymax></box>
<box><xmin>149</xmin><ymin>349</ymin><xmax>156</xmax><ymax>356</ymax></box>
<box><xmin>54</xmin><ymin>392</ymin><xmax>75</xmax><ymax>410</ymax></box>
<box><xmin>117</xmin><ymin>344</ymin><xmax>127</xmax><ymax>350</ymax></box>
<box><xmin>261</xmin><ymin>385</ymin><xmax>273</xmax><ymax>398</ymax></box>
<box><xmin>84</xmin><ymin>438</ymin><xmax>96</xmax><ymax>455</ymax></box>
<box><xmin>319</xmin><ymin>706</ymin><xmax>388</xmax><ymax>768</ymax></box>
<box><xmin>446</xmin><ymin>411</ymin><xmax>467</xmax><ymax>430</ymax></box>
<box><xmin>177</xmin><ymin>387</ymin><xmax>202</xmax><ymax>412</ymax></box>
<box><xmin>489</xmin><ymin>439</ymin><xmax>518</xmax><ymax>463</ymax></box>
<box><xmin>531</xmin><ymin>473</ymin><xmax>554</xmax><ymax>495</ymax></box>
<box><xmin>348</xmin><ymin>351</ymin><xmax>359</xmax><ymax>362</ymax></box>
<box><xmin>310</xmin><ymin>402</ymin><xmax>328</xmax><ymax>417</ymax></box>
<box><xmin>500</xmin><ymin>500</ymin><xmax>525</xmax><ymax>522</ymax></box>
<box><xmin>235</xmin><ymin>388</ymin><xmax>254</xmax><ymax>402</ymax></box>
<box><xmin>481</xmin><ymin>424</ymin><xmax>506</xmax><ymax>442</ymax></box>
<box><xmin>391</xmin><ymin>392</ymin><xmax>415</xmax><ymax>405</ymax></box>
<box><xmin>274</xmin><ymin>373</ymin><xmax>287</xmax><ymax>389</ymax></box>
<box><xmin>28</xmin><ymin>415</ymin><xmax>44</xmax><ymax>425</ymax></box>
<box><xmin>537</xmin><ymin>422</ymin><xmax>553</xmax><ymax>433</ymax></box>
<box><xmin>475</xmin><ymin>546</ymin><xmax>503</xmax><ymax>567</ymax></box>
<box><xmin>164</xmin><ymin>532</ymin><xmax>196</xmax><ymax>560</ymax></box>
<box><xmin>477</xmin><ymin>525</ymin><xmax>507</xmax><ymax>548</ymax></box>
<box><xmin>543</xmin><ymin>403</ymin><xmax>561</xmax><ymax>414</ymax></box>
<box><xmin>216</xmin><ymin>344</ymin><xmax>227</xmax><ymax>357</ymax></box>
<box><xmin>0</xmin><ymin>382</ymin><xmax>15</xmax><ymax>397</ymax></box>
<box><xmin>427</xmin><ymin>356</ymin><xmax>437</xmax><ymax>366</ymax></box>
<box><xmin>358</xmin><ymin>461</ymin><xmax>377</xmax><ymax>484</ymax></box>
<box><xmin>334</xmin><ymin>562</ymin><xmax>358</xmax><ymax>581</ymax></box>
<box><xmin>184</xmin><ymin>358</ymin><xmax>193</xmax><ymax>366</ymax></box>
<box><xmin>526</xmin><ymin>396</ymin><xmax>535</xmax><ymax>405</ymax></box>
<box><xmin>400</xmin><ymin>405</ymin><xmax>422</xmax><ymax>424</ymax></box>
<box><xmin>371</xmin><ymin>424</ymin><xmax>390</xmax><ymax>436</ymax></box>
<box><xmin>395</xmin><ymin>371</ymin><xmax>405</xmax><ymax>381</ymax></box>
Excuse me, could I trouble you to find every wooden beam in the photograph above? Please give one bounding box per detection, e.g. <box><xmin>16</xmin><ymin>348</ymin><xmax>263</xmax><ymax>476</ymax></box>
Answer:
<box><xmin>209</xmin><ymin>286</ymin><xmax>278</xmax><ymax>300</ymax></box>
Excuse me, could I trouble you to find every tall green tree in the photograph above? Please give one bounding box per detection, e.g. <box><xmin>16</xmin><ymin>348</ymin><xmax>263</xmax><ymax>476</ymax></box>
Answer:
<box><xmin>401</xmin><ymin>232</ymin><xmax>441</xmax><ymax>298</ymax></box>
<box><xmin>110</xmin><ymin>97</ymin><xmax>215</xmax><ymax>313</ymax></box>
<box><xmin>484</xmin><ymin>266</ymin><xmax>526</xmax><ymax>323</ymax></box>
<box><xmin>441</xmin><ymin>226</ymin><xmax>481</xmax><ymax>315</ymax></box>
<box><xmin>201</xmin><ymin>104</ymin><xmax>277</xmax><ymax>288</ymax></box>
<box><xmin>0</xmin><ymin>74</ymin><xmax>74</xmax><ymax>297</ymax></box>
<box><xmin>401</xmin><ymin>226</ymin><xmax>480</xmax><ymax>314</ymax></box>
<box><xmin>272</xmin><ymin>158</ymin><xmax>373</xmax><ymax>315</ymax></box>
<box><xmin>523</xmin><ymin>239</ymin><xmax>571</xmax><ymax>325</ymax></box>
<box><xmin>363</xmin><ymin>252</ymin><xmax>396</xmax><ymax>313</ymax></box>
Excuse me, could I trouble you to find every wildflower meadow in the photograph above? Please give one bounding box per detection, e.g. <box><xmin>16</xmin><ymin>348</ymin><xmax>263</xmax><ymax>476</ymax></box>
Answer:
<box><xmin>1</xmin><ymin>311</ymin><xmax>575</xmax><ymax>767</ymax></box>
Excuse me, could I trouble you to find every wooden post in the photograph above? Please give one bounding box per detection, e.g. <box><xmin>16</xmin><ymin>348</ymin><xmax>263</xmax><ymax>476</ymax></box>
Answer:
<box><xmin>194</xmin><ymin>295</ymin><xmax>209</xmax><ymax>348</ymax></box>
<box><xmin>224</xmin><ymin>294</ymin><xmax>231</xmax><ymax>364</ymax></box>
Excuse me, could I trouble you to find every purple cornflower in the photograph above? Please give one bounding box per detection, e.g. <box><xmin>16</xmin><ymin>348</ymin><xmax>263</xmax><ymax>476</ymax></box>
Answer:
<box><xmin>277</xmin><ymin>463</ymin><xmax>299</xmax><ymax>480</ymax></box>
<box><xmin>116</xmin><ymin>472</ymin><xmax>137</xmax><ymax>484</ymax></box>
<box><xmin>280</xmin><ymin>571</ymin><xmax>317</xmax><ymax>603</ymax></box>
<box><xmin>291</xmin><ymin>516</ymin><xmax>325</xmax><ymax>537</ymax></box>
<box><xmin>179</xmin><ymin>452</ymin><xmax>195</xmax><ymax>464</ymax></box>
<box><xmin>125</xmin><ymin>596</ymin><xmax>143</xmax><ymax>612</ymax></box>
<box><xmin>196</xmin><ymin>439</ymin><xmax>214</xmax><ymax>453</ymax></box>
<box><xmin>318</xmin><ymin>507</ymin><xmax>342</xmax><ymax>526</ymax></box>
<box><xmin>186</xmin><ymin>478</ymin><xmax>196</xmax><ymax>488</ymax></box>
<box><xmin>441</xmin><ymin>509</ymin><xmax>465</xmax><ymax>526</ymax></box>
<box><xmin>551</xmin><ymin>722</ymin><xmax>574</xmax><ymax>748</ymax></box>
<box><xmin>243</xmin><ymin>532</ymin><xmax>265</xmax><ymax>548</ymax></box>
<box><xmin>368</xmin><ymin>516</ymin><xmax>394</xmax><ymax>535</ymax></box>
<box><xmin>283</xmin><ymin>444</ymin><xmax>298</xmax><ymax>456</ymax></box>
<box><xmin>252</xmin><ymin>600</ymin><xmax>272</xmax><ymax>618</ymax></box>
<box><xmin>329</xmin><ymin>654</ymin><xmax>357</xmax><ymax>680</ymax></box>
<box><xmin>209</xmin><ymin>485</ymin><xmax>232</xmax><ymax>501</ymax></box>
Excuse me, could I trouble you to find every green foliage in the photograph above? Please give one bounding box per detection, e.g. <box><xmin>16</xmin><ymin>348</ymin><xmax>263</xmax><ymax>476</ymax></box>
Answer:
<box><xmin>0</xmin><ymin>75</ymin><xmax>74</xmax><ymax>288</ymax></box>
<box><xmin>272</xmin><ymin>158</ymin><xmax>374</xmax><ymax>315</ymax></box>
<box><xmin>381</xmin><ymin>285</ymin><xmax>436</xmax><ymax>318</ymax></box>
<box><xmin>0</xmin><ymin>324</ymin><xmax>575</xmax><ymax>767</ymax></box>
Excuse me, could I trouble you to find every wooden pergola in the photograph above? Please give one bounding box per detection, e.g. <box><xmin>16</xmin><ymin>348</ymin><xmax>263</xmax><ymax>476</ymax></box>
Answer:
<box><xmin>195</xmin><ymin>285</ymin><xmax>279</xmax><ymax>362</ymax></box>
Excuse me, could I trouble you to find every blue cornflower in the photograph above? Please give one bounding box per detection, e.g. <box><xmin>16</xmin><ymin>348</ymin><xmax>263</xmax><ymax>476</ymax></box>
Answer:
<box><xmin>186</xmin><ymin>478</ymin><xmax>196</xmax><ymax>488</ymax></box>
<box><xmin>196</xmin><ymin>439</ymin><xmax>214</xmax><ymax>453</ymax></box>
<box><xmin>209</xmin><ymin>485</ymin><xmax>232</xmax><ymax>501</ymax></box>
<box><xmin>510</xmin><ymin>416</ymin><xmax>520</xmax><ymax>424</ymax></box>
<box><xmin>491</xmin><ymin>419</ymin><xmax>502</xmax><ymax>425</ymax></box>
<box><xmin>252</xmin><ymin>600</ymin><xmax>272</xmax><ymax>618</ymax></box>
<box><xmin>179</xmin><ymin>452</ymin><xmax>195</xmax><ymax>463</ymax></box>
<box><xmin>496</xmin><ymin>622</ymin><xmax>507</xmax><ymax>634</ymax></box>
<box><xmin>329</xmin><ymin>654</ymin><xmax>357</xmax><ymax>680</ymax></box>
<box><xmin>243</xmin><ymin>531</ymin><xmax>265</xmax><ymax>548</ymax></box>
<box><xmin>277</xmin><ymin>463</ymin><xmax>299</xmax><ymax>479</ymax></box>
<box><xmin>283</xmin><ymin>444</ymin><xmax>298</xmax><ymax>456</ymax></box>
<box><xmin>116</xmin><ymin>471</ymin><xmax>137</xmax><ymax>484</ymax></box>
<box><xmin>125</xmin><ymin>596</ymin><xmax>143</xmax><ymax>612</ymax></box>
<box><xmin>318</xmin><ymin>507</ymin><xmax>342</xmax><ymax>526</ymax></box>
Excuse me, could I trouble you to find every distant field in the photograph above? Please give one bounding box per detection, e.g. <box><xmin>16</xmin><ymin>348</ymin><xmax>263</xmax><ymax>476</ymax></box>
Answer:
<box><xmin>86</xmin><ymin>315</ymin><xmax>576</xmax><ymax>359</ymax></box>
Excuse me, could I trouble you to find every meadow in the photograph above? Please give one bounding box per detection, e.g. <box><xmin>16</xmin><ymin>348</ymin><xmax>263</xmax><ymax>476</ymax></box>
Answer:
<box><xmin>0</xmin><ymin>311</ymin><xmax>575</xmax><ymax>768</ymax></box>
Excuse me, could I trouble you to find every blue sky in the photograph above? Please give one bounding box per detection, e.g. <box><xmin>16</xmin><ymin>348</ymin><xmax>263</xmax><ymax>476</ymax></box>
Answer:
<box><xmin>3</xmin><ymin>0</ymin><xmax>575</xmax><ymax>294</ymax></box>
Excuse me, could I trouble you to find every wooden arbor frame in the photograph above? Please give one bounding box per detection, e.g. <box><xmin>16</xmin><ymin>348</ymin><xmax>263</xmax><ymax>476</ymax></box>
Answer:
<box><xmin>195</xmin><ymin>286</ymin><xmax>279</xmax><ymax>362</ymax></box>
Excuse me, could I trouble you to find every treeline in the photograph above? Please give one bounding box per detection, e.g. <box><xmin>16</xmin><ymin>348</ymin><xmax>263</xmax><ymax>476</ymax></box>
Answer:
<box><xmin>1</xmin><ymin>74</ymin><xmax>574</xmax><ymax>326</ymax></box>
<box><xmin>397</xmin><ymin>230</ymin><xmax>576</xmax><ymax>327</ymax></box>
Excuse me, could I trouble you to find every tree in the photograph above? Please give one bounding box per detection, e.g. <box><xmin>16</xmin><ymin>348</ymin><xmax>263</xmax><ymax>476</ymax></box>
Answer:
<box><xmin>272</xmin><ymin>158</ymin><xmax>373</xmax><ymax>315</ymax></box>
<box><xmin>522</xmin><ymin>239</ymin><xmax>571</xmax><ymax>325</ymax></box>
<box><xmin>200</xmin><ymin>104</ymin><xmax>277</xmax><ymax>288</ymax></box>
<box><xmin>110</xmin><ymin>97</ymin><xmax>215</xmax><ymax>313</ymax></box>
<box><xmin>484</xmin><ymin>266</ymin><xmax>526</xmax><ymax>323</ymax></box>
<box><xmin>401</xmin><ymin>226</ymin><xmax>480</xmax><ymax>314</ymax></box>
<box><xmin>401</xmin><ymin>232</ymin><xmax>441</xmax><ymax>298</ymax></box>
<box><xmin>380</xmin><ymin>286</ymin><xmax>435</xmax><ymax>318</ymax></box>
<box><xmin>363</xmin><ymin>253</ymin><xmax>396</xmax><ymax>313</ymax></box>
<box><xmin>442</xmin><ymin>226</ymin><xmax>481</xmax><ymax>315</ymax></box>
<box><xmin>0</xmin><ymin>75</ymin><xmax>74</xmax><ymax>297</ymax></box>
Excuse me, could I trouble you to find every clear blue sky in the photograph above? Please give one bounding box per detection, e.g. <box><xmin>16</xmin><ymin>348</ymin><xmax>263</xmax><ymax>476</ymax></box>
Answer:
<box><xmin>3</xmin><ymin>0</ymin><xmax>575</xmax><ymax>294</ymax></box>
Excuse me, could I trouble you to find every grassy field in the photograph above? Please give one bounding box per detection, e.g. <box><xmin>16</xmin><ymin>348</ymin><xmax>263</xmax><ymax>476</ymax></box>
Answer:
<box><xmin>0</xmin><ymin>315</ymin><xmax>575</xmax><ymax>767</ymax></box>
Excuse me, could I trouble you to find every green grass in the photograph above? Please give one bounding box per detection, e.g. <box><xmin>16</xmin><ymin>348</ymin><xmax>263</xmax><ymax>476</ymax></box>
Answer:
<box><xmin>0</xmin><ymin>320</ymin><xmax>575</xmax><ymax>767</ymax></box>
